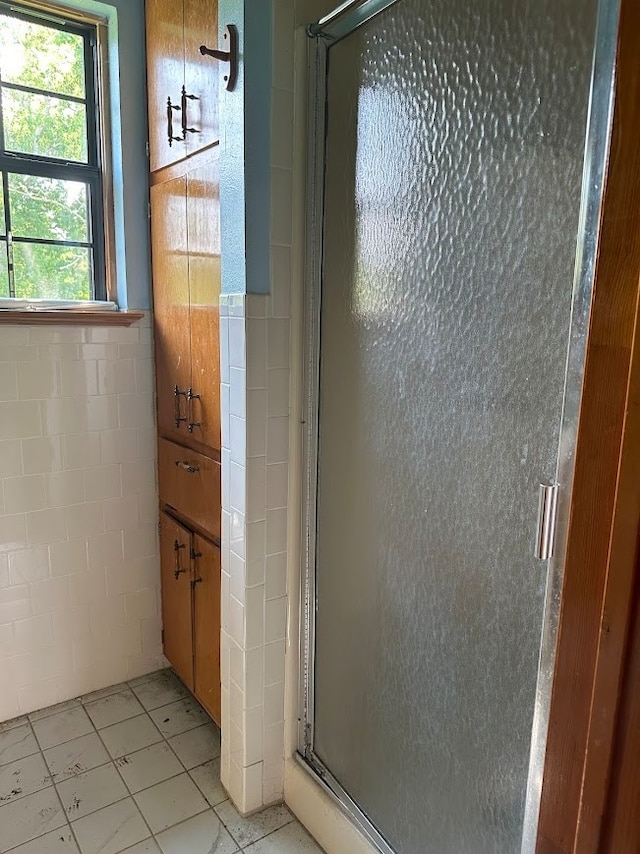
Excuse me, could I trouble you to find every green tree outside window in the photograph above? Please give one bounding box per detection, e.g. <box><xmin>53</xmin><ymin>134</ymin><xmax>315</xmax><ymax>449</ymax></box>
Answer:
<box><xmin>0</xmin><ymin>5</ymin><xmax>105</xmax><ymax>301</ymax></box>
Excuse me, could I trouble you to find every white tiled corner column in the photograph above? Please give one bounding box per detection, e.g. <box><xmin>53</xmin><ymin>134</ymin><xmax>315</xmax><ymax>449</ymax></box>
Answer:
<box><xmin>218</xmin><ymin>0</ymin><xmax>294</xmax><ymax>813</ymax></box>
<box><xmin>219</xmin><ymin>286</ymin><xmax>291</xmax><ymax>813</ymax></box>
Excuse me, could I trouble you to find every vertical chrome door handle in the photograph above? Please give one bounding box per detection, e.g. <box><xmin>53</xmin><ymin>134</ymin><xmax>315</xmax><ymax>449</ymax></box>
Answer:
<box><xmin>535</xmin><ymin>483</ymin><xmax>559</xmax><ymax>560</ymax></box>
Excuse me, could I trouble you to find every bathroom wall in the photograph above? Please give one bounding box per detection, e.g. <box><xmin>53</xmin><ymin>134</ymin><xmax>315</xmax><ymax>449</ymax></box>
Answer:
<box><xmin>0</xmin><ymin>0</ymin><xmax>160</xmax><ymax>723</ymax></box>
<box><xmin>0</xmin><ymin>317</ymin><xmax>162</xmax><ymax>721</ymax></box>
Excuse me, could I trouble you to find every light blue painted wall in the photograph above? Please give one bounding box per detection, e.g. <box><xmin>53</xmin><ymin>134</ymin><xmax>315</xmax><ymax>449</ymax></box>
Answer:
<box><xmin>56</xmin><ymin>0</ymin><xmax>151</xmax><ymax>309</ymax></box>
<box><xmin>219</xmin><ymin>0</ymin><xmax>272</xmax><ymax>295</ymax></box>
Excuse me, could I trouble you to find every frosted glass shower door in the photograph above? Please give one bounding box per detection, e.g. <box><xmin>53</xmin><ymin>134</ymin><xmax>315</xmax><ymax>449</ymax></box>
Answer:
<box><xmin>302</xmin><ymin>0</ymin><xmax>617</xmax><ymax>852</ymax></box>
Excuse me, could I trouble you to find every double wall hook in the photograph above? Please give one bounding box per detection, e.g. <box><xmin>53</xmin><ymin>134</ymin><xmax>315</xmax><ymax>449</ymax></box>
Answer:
<box><xmin>200</xmin><ymin>24</ymin><xmax>238</xmax><ymax>92</ymax></box>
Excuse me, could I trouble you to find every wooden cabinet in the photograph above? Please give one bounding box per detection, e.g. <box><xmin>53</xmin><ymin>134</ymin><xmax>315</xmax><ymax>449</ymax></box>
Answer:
<box><xmin>160</xmin><ymin>513</ymin><xmax>194</xmax><ymax>691</ymax></box>
<box><xmin>146</xmin><ymin>0</ymin><xmax>219</xmax><ymax>171</ymax></box>
<box><xmin>158</xmin><ymin>438</ymin><xmax>221</xmax><ymax>539</ymax></box>
<box><xmin>147</xmin><ymin>0</ymin><xmax>222</xmax><ymax>728</ymax></box>
<box><xmin>193</xmin><ymin>535</ymin><xmax>221</xmax><ymax>722</ymax></box>
<box><xmin>151</xmin><ymin>154</ymin><xmax>221</xmax><ymax>454</ymax></box>
<box><xmin>159</xmin><ymin>512</ymin><xmax>221</xmax><ymax>724</ymax></box>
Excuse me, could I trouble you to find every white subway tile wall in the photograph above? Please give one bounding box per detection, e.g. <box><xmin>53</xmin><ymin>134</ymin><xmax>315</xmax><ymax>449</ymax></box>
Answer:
<box><xmin>219</xmin><ymin>0</ymin><xmax>295</xmax><ymax>814</ymax></box>
<box><xmin>0</xmin><ymin>315</ymin><xmax>163</xmax><ymax>722</ymax></box>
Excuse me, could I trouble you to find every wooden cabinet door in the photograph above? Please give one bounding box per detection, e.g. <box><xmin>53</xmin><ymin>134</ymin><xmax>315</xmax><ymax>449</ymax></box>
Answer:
<box><xmin>192</xmin><ymin>534</ymin><xmax>221</xmax><ymax>724</ymax></box>
<box><xmin>146</xmin><ymin>0</ymin><xmax>186</xmax><ymax>171</ymax></box>
<box><xmin>160</xmin><ymin>512</ymin><xmax>194</xmax><ymax>690</ymax></box>
<box><xmin>183</xmin><ymin>0</ymin><xmax>219</xmax><ymax>155</ymax></box>
<box><xmin>151</xmin><ymin>176</ymin><xmax>192</xmax><ymax>445</ymax></box>
<box><xmin>186</xmin><ymin>160</ymin><xmax>221</xmax><ymax>451</ymax></box>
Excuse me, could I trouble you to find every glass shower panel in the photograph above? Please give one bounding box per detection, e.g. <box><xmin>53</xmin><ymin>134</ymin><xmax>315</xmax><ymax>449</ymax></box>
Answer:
<box><xmin>312</xmin><ymin>1</ymin><xmax>599</xmax><ymax>851</ymax></box>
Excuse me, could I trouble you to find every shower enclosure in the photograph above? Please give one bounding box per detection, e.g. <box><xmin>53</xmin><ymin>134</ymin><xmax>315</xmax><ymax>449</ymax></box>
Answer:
<box><xmin>298</xmin><ymin>0</ymin><xmax>620</xmax><ymax>852</ymax></box>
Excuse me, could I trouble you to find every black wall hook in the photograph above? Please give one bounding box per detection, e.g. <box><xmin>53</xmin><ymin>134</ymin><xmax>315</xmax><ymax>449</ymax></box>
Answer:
<box><xmin>200</xmin><ymin>24</ymin><xmax>238</xmax><ymax>92</ymax></box>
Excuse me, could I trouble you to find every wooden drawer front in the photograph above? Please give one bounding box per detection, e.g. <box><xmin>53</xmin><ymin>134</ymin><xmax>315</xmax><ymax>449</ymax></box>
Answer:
<box><xmin>159</xmin><ymin>438</ymin><xmax>221</xmax><ymax>539</ymax></box>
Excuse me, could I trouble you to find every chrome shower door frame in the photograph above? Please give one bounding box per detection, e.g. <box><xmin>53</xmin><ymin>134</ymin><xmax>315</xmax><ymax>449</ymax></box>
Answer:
<box><xmin>297</xmin><ymin>1</ymin><xmax>620</xmax><ymax>852</ymax></box>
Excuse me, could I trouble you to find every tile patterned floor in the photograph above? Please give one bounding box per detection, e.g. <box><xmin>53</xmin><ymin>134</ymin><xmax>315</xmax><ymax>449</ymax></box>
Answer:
<box><xmin>0</xmin><ymin>670</ymin><xmax>323</xmax><ymax>854</ymax></box>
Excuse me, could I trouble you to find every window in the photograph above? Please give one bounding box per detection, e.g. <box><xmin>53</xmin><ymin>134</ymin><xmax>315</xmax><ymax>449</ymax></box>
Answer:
<box><xmin>0</xmin><ymin>2</ymin><xmax>107</xmax><ymax>303</ymax></box>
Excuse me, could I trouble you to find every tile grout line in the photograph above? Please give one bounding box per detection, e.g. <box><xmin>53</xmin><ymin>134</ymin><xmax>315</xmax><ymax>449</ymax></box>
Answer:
<box><xmin>86</xmin><ymin>691</ymin><xmax>157</xmax><ymax>848</ymax></box>
<box><xmin>2</xmin><ymin>670</ymin><xmax>302</xmax><ymax>854</ymax></box>
<box><xmin>83</xmin><ymin>679</ymin><xmax>218</xmax><ymax>847</ymax></box>
<box><xmin>26</xmin><ymin>715</ymin><xmax>78</xmax><ymax>854</ymax></box>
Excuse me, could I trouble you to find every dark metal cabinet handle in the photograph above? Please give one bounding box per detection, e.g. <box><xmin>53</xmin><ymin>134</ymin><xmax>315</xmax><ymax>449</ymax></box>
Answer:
<box><xmin>173</xmin><ymin>539</ymin><xmax>187</xmax><ymax>579</ymax></box>
<box><xmin>181</xmin><ymin>85</ymin><xmax>199</xmax><ymax>137</ymax></box>
<box><xmin>174</xmin><ymin>386</ymin><xmax>188</xmax><ymax>428</ymax></box>
<box><xmin>187</xmin><ymin>388</ymin><xmax>201</xmax><ymax>433</ymax></box>
<box><xmin>200</xmin><ymin>24</ymin><xmax>238</xmax><ymax>91</ymax></box>
<box><xmin>175</xmin><ymin>460</ymin><xmax>200</xmax><ymax>474</ymax></box>
<box><xmin>167</xmin><ymin>97</ymin><xmax>182</xmax><ymax>146</ymax></box>
<box><xmin>191</xmin><ymin>549</ymin><xmax>203</xmax><ymax>587</ymax></box>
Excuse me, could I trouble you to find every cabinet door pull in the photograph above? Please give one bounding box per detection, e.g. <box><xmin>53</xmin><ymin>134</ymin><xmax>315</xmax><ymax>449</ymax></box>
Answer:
<box><xmin>187</xmin><ymin>388</ymin><xmax>201</xmax><ymax>433</ymax></box>
<box><xmin>181</xmin><ymin>85</ymin><xmax>199</xmax><ymax>137</ymax></box>
<box><xmin>174</xmin><ymin>386</ymin><xmax>188</xmax><ymax>428</ymax></box>
<box><xmin>173</xmin><ymin>539</ymin><xmax>187</xmax><ymax>579</ymax></box>
<box><xmin>191</xmin><ymin>548</ymin><xmax>202</xmax><ymax>586</ymax></box>
<box><xmin>175</xmin><ymin>460</ymin><xmax>199</xmax><ymax>474</ymax></box>
<box><xmin>167</xmin><ymin>96</ymin><xmax>182</xmax><ymax>146</ymax></box>
<box><xmin>200</xmin><ymin>24</ymin><xmax>238</xmax><ymax>91</ymax></box>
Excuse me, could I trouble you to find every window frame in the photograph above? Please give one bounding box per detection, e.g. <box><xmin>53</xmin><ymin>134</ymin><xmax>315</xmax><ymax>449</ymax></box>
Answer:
<box><xmin>0</xmin><ymin>0</ymin><xmax>110</xmax><ymax>304</ymax></box>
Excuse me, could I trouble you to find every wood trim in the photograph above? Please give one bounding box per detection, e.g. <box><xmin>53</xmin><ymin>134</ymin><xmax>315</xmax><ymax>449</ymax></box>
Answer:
<box><xmin>149</xmin><ymin>142</ymin><xmax>220</xmax><ymax>186</ymax></box>
<box><xmin>0</xmin><ymin>310</ymin><xmax>145</xmax><ymax>326</ymax></box>
<box><xmin>537</xmin><ymin>1</ymin><xmax>640</xmax><ymax>850</ymax></box>
<box><xmin>574</xmin><ymin>245</ymin><xmax>640</xmax><ymax>850</ymax></box>
<box><xmin>598</xmin><ymin>541</ymin><xmax>640</xmax><ymax>852</ymax></box>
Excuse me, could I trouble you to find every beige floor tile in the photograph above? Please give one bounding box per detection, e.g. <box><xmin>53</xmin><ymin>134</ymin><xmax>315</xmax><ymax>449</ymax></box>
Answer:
<box><xmin>71</xmin><ymin>798</ymin><xmax>149</xmax><ymax>854</ymax></box>
<box><xmin>243</xmin><ymin>822</ymin><xmax>325</xmax><ymax>853</ymax></box>
<box><xmin>29</xmin><ymin>699</ymin><xmax>81</xmax><ymax>723</ymax></box>
<box><xmin>0</xmin><ymin>715</ymin><xmax>28</xmax><ymax>734</ymax></box>
<box><xmin>44</xmin><ymin>733</ymin><xmax>110</xmax><ymax>783</ymax></box>
<box><xmin>0</xmin><ymin>723</ymin><xmax>39</xmax><ymax>767</ymax></box>
<box><xmin>134</xmin><ymin>773</ymin><xmax>208</xmax><ymax>834</ymax></box>
<box><xmin>85</xmin><ymin>690</ymin><xmax>144</xmax><ymax>730</ymax></box>
<box><xmin>149</xmin><ymin>698</ymin><xmax>210</xmax><ymax>739</ymax></box>
<box><xmin>6</xmin><ymin>827</ymin><xmax>79</xmax><ymax>853</ymax></box>
<box><xmin>215</xmin><ymin>800</ymin><xmax>294</xmax><ymax>849</ymax></box>
<box><xmin>118</xmin><ymin>840</ymin><xmax>161</xmax><ymax>853</ymax></box>
<box><xmin>115</xmin><ymin>742</ymin><xmax>183</xmax><ymax>794</ymax></box>
<box><xmin>189</xmin><ymin>758</ymin><xmax>227</xmax><ymax>807</ymax></box>
<box><xmin>100</xmin><ymin>715</ymin><xmax>162</xmax><ymax>760</ymax></box>
<box><xmin>127</xmin><ymin>671</ymin><xmax>164</xmax><ymax>689</ymax></box>
<box><xmin>57</xmin><ymin>763</ymin><xmax>128</xmax><ymax>820</ymax></box>
<box><xmin>81</xmin><ymin>683</ymin><xmax>129</xmax><ymax>705</ymax></box>
<box><xmin>167</xmin><ymin>723</ymin><xmax>220</xmax><ymax>770</ymax></box>
<box><xmin>130</xmin><ymin>672</ymin><xmax>189</xmax><ymax>712</ymax></box>
<box><xmin>32</xmin><ymin>707</ymin><xmax>93</xmax><ymax>750</ymax></box>
<box><xmin>156</xmin><ymin>809</ymin><xmax>238</xmax><ymax>854</ymax></box>
<box><xmin>0</xmin><ymin>752</ymin><xmax>51</xmax><ymax>805</ymax></box>
<box><xmin>0</xmin><ymin>786</ymin><xmax>66</xmax><ymax>852</ymax></box>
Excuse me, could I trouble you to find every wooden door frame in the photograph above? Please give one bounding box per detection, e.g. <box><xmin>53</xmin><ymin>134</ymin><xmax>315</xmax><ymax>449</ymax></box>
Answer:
<box><xmin>537</xmin><ymin>0</ymin><xmax>640</xmax><ymax>850</ymax></box>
